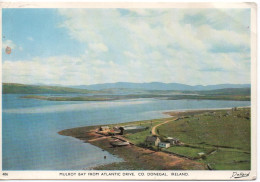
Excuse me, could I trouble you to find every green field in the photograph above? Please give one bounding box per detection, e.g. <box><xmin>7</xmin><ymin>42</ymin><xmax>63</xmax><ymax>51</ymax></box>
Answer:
<box><xmin>165</xmin><ymin>146</ymin><xmax>209</xmax><ymax>158</ymax></box>
<box><xmin>122</xmin><ymin>108</ymin><xmax>250</xmax><ymax>170</ymax></box>
<box><xmin>156</xmin><ymin>108</ymin><xmax>251</xmax><ymax>170</ymax></box>
<box><xmin>158</xmin><ymin>108</ymin><xmax>250</xmax><ymax>150</ymax></box>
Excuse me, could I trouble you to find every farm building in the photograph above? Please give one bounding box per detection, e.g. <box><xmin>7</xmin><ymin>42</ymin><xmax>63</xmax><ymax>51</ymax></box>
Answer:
<box><xmin>119</xmin><ymin>125</ymin><xmax>148</xmax><ymax>135</ymax></box>
<box><xmin>158</xmin><ymin>142</ymin><xmax>170</xmax><ymax>148</ymax></box>
<box><xmin>145</xmin><ymin>136</ymin><xmax>161</xmax><ymax>147</ymax></box>
<box><xmin>111</xmin><ymin>127</ymin><xmax>121</xmax><ymax>134</ymax></box>
<box><xmin>99</xmin><ymin>126</ymin><xmax>110</xmax><ymax>131</ymax></box>
<box><xmin>166</xmin><ymin>137</ymin><xmax>180</xmax><ymax>145</ymax></box>
<box><xmin>198</xmin><ymin>152</ymin><xmax>206</xmax><ymax>158</ymax></box>
<box><xmin>198</xmin><ymin>152</ymin><xmax>205</xmax><ymax>156</ymax></box>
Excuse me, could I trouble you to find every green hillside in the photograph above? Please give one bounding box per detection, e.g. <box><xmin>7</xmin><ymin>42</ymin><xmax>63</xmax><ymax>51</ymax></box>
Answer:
<box><xmin>157</xmin><ymin>108</ymin><xmax>251</xmax><ymax>170</ymax></box>
<box><xmin>195</xmin><ymin>88</ymin><xmax>250</xmax><ymax>96</ymax></box>
<box><xmin>101</xmin><ymin>87</ymin><xmax>251</xmax><ymax>97</ymax></box>
<box><xmin>3</xmin><ymin>83</ymin><xmax>251</xmax><ymax>101</ymax></box>
<box><xmin>2</xmin><ymin>83</ymin><xmax>103</xmax><ymax>94</ymax></box>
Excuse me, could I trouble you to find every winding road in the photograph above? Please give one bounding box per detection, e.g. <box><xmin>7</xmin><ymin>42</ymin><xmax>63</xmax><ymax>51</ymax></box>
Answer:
<box><xmin>151</xmin><ymin>117</ymin><xmax>177</xmax><ymax>136</ymax></box>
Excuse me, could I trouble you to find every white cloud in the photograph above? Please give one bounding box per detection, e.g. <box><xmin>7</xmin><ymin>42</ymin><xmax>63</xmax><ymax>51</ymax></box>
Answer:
<box><xmin>89</xmin><ymin>43</ymin><xmax>108</xmax><ymax>52</ymax></box>
<box><xmin>2</xmin><ymin>40</ymin><xmax>16</xmax><ymax>49</ymax></box>
<box><xmin>2</xmin><ymin>9</ymin><xmax>251</xmax><ymax>85</ymax></box>
<box><xmin>2</xmin><ymin>49</ymin><xmax>250</xmax><ymax>86</ymax></box>
<box><xmin>180</xmin><ymin>9</ymin><xmax>250</xmax><ymax>33</ymax></box>
<box><xmin>2</xmin><ymin>39</ymin><xmax>23</xmax><ymax>51</ymax></box>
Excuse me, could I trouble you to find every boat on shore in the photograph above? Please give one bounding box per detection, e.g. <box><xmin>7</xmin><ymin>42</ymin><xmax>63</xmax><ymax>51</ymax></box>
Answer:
<box><xmin>110</xmin><ymin>141</ymin><xmax>130</xmax><ymax>147</ymax></box>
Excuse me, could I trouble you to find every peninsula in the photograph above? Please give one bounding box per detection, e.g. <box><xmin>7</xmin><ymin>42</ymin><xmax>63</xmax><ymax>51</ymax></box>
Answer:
<box><xmin>59</xmin><ymin>107</ymin><xmax>250</xmax><ymax>170</ymax></box>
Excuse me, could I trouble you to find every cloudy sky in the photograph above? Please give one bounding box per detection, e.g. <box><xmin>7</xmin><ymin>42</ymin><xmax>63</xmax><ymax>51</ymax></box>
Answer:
<box><xmin>2</xmin><ymin>8</ymin><xmax>251</xmax><ymax>86</ymax></box>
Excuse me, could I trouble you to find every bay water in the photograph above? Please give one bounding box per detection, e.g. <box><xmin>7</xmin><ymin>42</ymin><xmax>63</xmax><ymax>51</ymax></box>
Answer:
<box><xmin>2</xmin><ymin>94</ymin><xmax>250</xmax><ymax>170</ymax></box>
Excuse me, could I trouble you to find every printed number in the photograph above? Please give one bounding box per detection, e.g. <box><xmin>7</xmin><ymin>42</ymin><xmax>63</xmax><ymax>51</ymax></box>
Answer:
<box><xmin>2</xmin><ymin>173</ymin><xmax>8</xmax><ymax>176</ymax></box>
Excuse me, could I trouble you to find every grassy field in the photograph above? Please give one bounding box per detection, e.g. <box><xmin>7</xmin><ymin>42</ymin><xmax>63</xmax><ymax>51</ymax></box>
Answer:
<box><xmin>164</xmin><ymin>146</ymin><xmax>209</xmax><ymax>158</ymax></box>
<box><xmin>120</xmin><ymin>108</ymin><xmax>251</xmax><ymax>170</ymax></box>
<box><xmin>158</xmin><ymin>108</ymin><xmax>250</xmax><ymax>150</ymax></box>
<box><xmin>204</xmin><ymin>149</ymin><xmax>250</xmax><ymax>170</ymax></box>
<box><xmin>156</xmin><ymin>108</ymin><xmax>251</xmax><ymax>170</ymax></box>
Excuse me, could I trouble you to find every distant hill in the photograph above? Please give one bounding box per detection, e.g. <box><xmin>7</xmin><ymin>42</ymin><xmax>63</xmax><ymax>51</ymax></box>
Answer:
<box><xmin>195</xmin><ymin>88</ymin><xmax>251</xmax><ymax>96</ymax></box>
<box><xmin>70</xmin><ymin>82</ymin><xmax>251</xmax><ymax>91</ymax></box>
<box><xmin>3</xmin><ymin>82</ymin><xmax>251</xmax><ymax>94</ymax></box>
<box><xmin>3</xmin><ymin>83</ymin><xmax>250</xmax><ymax>101</ymax></box>
<box><xmin>2</xmin><ymin>83</ymin><xmax>103</xmax><ymax>94</ymax></box>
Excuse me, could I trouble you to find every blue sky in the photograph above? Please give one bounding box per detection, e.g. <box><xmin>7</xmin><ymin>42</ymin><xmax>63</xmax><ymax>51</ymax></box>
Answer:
<box><xmin>3</xmin><ymin>9</ymin><xmax>86</xmax><ymax>60</ymax></box>
<box><xmin>2</xmin><ymin>8</ymin><xmax>251</xmax><ymax>85</ymax></box>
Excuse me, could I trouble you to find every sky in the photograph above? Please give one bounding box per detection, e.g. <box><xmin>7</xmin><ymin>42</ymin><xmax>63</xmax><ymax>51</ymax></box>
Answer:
<box><xmin>2</xmin><ymin>8</ymin><xmax>251</xmax><ymax>86</ymax></box>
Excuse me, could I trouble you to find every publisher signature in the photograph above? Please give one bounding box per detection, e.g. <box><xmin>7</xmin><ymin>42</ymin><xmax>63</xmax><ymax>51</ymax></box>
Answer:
<box><xmin>230</xmin><ymin>172</ymin><xmax>250</xmax><ymax>179</ymax></box>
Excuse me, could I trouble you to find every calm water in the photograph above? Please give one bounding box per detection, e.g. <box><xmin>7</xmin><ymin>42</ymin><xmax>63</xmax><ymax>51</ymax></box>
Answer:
<box><xmin>2</xmin><ymin>94</ymin><xmax>251</xmax><ymax>170</ymax></box>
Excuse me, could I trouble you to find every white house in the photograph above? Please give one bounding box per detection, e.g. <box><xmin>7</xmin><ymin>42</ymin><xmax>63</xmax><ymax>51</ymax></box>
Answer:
<box><xmin>145</xmin><ymin>136</ymin><xmax>161</xmax><ymax>147</ymax></box>
<box><xmin>158</xmin><ymin>142</ymin><xmax>170</xmax><ymax>148</ymax></box>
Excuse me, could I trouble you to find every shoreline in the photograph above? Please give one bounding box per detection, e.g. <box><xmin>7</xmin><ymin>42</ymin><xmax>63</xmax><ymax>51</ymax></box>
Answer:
<box><xmin>20</xmin><ymin>94</ymin><xmax>250</xmax><ymax>102</ymax></box>
<box><xmin>58</xmin><ymin>106</ymin><xmax>250</xmax><ymax>170</ymax></box>
<box><xmin>59</xmin><ymin>122</ymin><xmax>207</xmax><ymax>170</ymax></box>
<box><xmin>162</xmin><ymin>106</ymin><xmax>250</xmax><ymax>115</ymax></box>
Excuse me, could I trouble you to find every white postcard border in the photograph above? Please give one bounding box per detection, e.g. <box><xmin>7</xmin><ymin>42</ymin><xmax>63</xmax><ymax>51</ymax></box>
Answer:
<box><xmin>0</xmin><ymin>2</ymin><xmax>257</xmax><ymax>180</ymax></box>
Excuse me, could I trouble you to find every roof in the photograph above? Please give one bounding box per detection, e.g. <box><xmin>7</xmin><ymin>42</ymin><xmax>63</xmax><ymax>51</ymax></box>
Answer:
<box><xmin>145</xmin><ymin>136</ymin><xmax>159</xmax><ymax>142</ymax></box>
<box><xmin>198</xmin><ymin>152</ymin><xmax>205</xmax><ymax>156</ymax></box>
<box><xmin>121</xmin><ymin>125</ymin><xmax>146</xmax><ymax>130</ymax></box>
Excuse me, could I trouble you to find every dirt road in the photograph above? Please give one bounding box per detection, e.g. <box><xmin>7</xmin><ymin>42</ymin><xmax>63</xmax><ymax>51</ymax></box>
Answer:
<box><xmin>151</xmin><ymin>118</ymin><xmax>177</xmax><ymax>135</ymax></box>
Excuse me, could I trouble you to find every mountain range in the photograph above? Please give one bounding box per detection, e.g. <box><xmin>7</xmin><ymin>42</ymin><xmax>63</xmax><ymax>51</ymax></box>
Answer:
<box><xmin>70</xmin><ymin>82</ymin><xmax>250</xmax><ymax>91</ymax></box>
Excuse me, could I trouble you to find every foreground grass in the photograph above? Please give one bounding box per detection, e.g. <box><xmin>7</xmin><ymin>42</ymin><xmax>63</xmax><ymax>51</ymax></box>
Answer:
<box><xmin>164</xmin><ymin>146</ymin><xmax>209</xmax><ymax>158</ymax></box>
<box><xmin>155</xmin><ymin>108</ymin><xmax>251</xmax><ymax>170</ymax></box>
<box><xmin>204</xmin><ymin>149</ymin><xmax>250</xmax><ymax>170</ymax></box>
<box><xmin>158</xmin><ymin>108</ymin><xmax>250</xmax><ymax>151</ymax></box>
